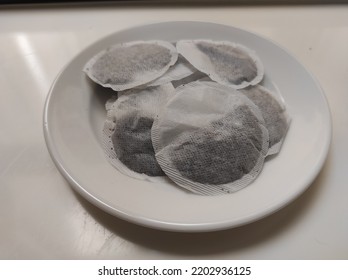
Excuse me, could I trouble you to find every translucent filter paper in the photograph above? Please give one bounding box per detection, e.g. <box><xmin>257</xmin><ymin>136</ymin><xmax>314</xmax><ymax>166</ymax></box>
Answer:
<box><xmin>171</xmin><ymin>70</ymin><xmax>211</xmax><ymax>88</ymax></box>
<box><xmin>239</xmin><ymin>85</ymin><xmax>291</xmax><ymax>155</ymax></box>
<box><xmin>152</xmin><ymin>81</ymin><xmax>269</xmax><ymax>195</ymax></box>
<box><xmin>177</xmin><ymin>40</ymin><xmax>264</xmax><ymax>89</ymax></box>
<box><xmin>146</xmin><ymin>55</ymin><xmax>197</xmax><ymax>87</ymax></box>
<box><xmin>102</xmin><ymin>83</ymin><xmax>176</xmax><ymax>182</ymax></box>
<box><xmin>84</xmin><ymin>40</ymin><xmax>178</xmax><ymax>91</ymax></box>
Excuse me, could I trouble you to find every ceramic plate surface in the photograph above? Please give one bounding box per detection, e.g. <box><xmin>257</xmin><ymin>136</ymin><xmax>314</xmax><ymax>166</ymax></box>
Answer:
<box><xmin>44</xmin><ymin>22</ymin><xmax>331</xmax><ymax>232</ymax></box>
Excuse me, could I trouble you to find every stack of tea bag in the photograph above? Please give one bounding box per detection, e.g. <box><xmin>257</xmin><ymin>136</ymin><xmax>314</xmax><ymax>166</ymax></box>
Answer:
<box><xmin>84</xmin><ymin>39</ymin><xmax>291</xmax><ymax>195</ymax></box>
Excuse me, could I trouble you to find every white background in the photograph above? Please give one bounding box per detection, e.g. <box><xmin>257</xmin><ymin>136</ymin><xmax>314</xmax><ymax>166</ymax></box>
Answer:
<box><xmin>0</xmin><ymin>4</ymin><xmax>347</xmax><ymax>259</ymax></box>
<box><xmin>1</xmin><ymin>260</ymin><xmax>348</xmax><ymax>279</ymax></box>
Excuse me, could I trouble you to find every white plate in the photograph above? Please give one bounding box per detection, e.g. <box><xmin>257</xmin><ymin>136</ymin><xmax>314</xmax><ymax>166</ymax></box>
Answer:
<box><xmin>44</xmin><ymin>21</ymin><xmax>331</xmax><ymax>232</ymax></box>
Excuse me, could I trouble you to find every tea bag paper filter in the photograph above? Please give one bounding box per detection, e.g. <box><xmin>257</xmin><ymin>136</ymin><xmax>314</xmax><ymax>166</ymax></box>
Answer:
<box><xmin>177</xmin><ymin>40</ymin><xmax>264</xmax><ymax>90</ymax></box>
<box><xmin>146</xmin><ymin>55</ymin><xmax>196</xmax><ymax>87</ymax></box>
<box><xmin>152</xmin><ymin>81</ymin><xmax>269</xmax><ymax>195</ymax></box>
<box><xmin>84</xmin><ymin>40</ymin><xmax>178</xmax><ymax>91</ymax></box>
<box><xmin>239</xmin><ymin>85</ymin><xmax>291</xmax><ymax>155</ymax></box>
<box><xmin>102</xmin><ymin>83</ymin><xmax>175</xmax><ymax>182</ymax></box>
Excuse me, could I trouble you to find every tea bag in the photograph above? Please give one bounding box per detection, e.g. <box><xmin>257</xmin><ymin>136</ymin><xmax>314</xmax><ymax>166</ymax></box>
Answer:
<box><xmin>146</xmin><ymin>55</ymin><xmax>196</xmax><ymax>87</ymax></box>
<box><xmin>84</xmin><ymin>40</ymin><xmax>178</xmax><ymax>91</ymax></box>
<box><xmin>239</xmin><ymin>85</ymin><xmax>291</xmax><ymax>155</ymax></box>
<box><xmin>176</xmin><ymin>40</ymin><xmax>264</xmax><ymax>89</ymax></box>
<box><xmin>152</xmin><ymin>81</ymin><xmax>269</xmax><ymax>195</ymax></box>
<box><xmin>103</xmin><ymin>83</ymin><xmax>176</xmax><ymax>181</ymax></box>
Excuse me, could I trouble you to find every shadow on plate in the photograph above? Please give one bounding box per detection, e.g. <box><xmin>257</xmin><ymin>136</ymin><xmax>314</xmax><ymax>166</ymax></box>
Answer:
<box><xmin>73</xmin><ymin>150</ymin><xmax>331</xmax><ymax>258</ymax></box>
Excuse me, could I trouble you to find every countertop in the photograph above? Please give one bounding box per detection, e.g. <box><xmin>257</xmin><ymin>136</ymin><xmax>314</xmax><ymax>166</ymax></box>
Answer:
<box><xmin>0</xmin><ymin>3</ymin><xmax>347</xmax><ymax>259</ymax></box>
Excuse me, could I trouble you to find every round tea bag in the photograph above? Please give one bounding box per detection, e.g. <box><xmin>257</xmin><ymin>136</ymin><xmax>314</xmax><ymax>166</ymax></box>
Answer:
<box><xmin>103</xmin><ymin>83</ymin><xmax>175</xmax><ymax>181</ymax></box>
<box><xmin>176</xmin><ymin>40</ymin><xmax>264</xmax><ymax>89</ymax></box>
<box><xmin>84</xmin><ymin>40</ymin><xmax>178</xmax><ymax>91</ymax></box>
<box><xmin>152</xmin><ymin>81</ymin><xmax>269</xmax><ymax>195</ymax></box>
<box><xmin>239</xmin><ymin>85</ymin><xmax>291</xmax><ymax>155</ymax></box>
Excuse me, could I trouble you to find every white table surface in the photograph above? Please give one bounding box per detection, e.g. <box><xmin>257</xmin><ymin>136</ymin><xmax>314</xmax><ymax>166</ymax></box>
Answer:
<box><xmin>0</xmin><ymin>3</ymin><xmax>347</xmax><ymax>260</ymax></box>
